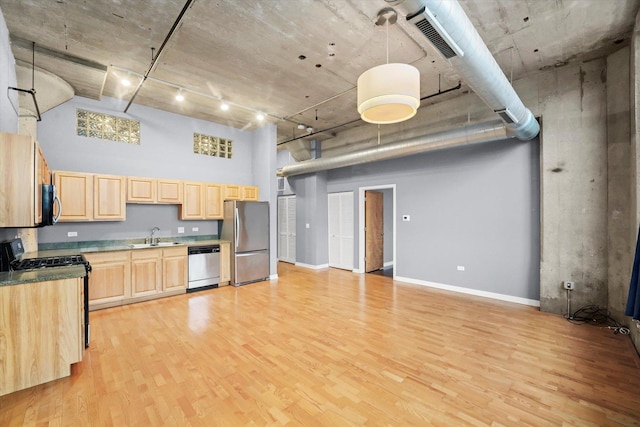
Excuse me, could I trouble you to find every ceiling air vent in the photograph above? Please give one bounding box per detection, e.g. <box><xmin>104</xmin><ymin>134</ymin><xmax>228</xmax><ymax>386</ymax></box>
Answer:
<box><xmin>414</xmin><ymin>18</ymin><xmax>457</xmax><ymax>59</ymax></box>
<box><xmin>495</xmin><ymin>108</ymin><xmax>519</xmax><ymax>124</ymax></box>
<box><xmin>408</xmin><ymin>7</ymin><xmax>464</xmax><ymax>59</ymax></box>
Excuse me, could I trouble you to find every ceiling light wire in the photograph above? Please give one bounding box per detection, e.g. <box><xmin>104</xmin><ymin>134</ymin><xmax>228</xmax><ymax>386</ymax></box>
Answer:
<box><xmin>124</xmin><ymin>0</ymin><xmax>196</xmax><ymax>113</ymax></box>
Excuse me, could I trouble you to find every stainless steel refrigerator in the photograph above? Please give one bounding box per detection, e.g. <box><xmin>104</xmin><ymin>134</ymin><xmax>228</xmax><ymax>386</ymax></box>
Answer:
<box><xmin>221</xmin><ymin>200</ymin><xmax>270</xmax><ymax>286</ymax></box>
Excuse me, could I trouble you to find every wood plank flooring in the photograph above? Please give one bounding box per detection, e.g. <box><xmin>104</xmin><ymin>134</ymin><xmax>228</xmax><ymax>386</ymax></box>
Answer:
<box><xmin>1</xmin><ymin>262</ymin><xmax>640</xmax><ymax>426</ymax></box>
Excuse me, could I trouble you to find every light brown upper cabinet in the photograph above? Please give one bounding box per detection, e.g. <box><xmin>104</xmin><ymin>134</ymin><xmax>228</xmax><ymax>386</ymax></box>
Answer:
<box><xmin>224</xmin><ymin>184</ymin><xmax>259</xmax><ymax>201</ymax></box>
<box><xmin>223</xmin><ymin>184</ymin><xmax>241</xmax><ymax>200</ymax></box>
<box><xmin>54</xmin><ymin>171</ymin><xmax>126</xmax><ymax>221</ymax></box>
<box><xmin>127</xmin><ymin>177</ymin><xmax>157</xmax><ymax>203</ymax></box>
<box><xmin>204</xmin><ymin>183</ymin><xmax>223</xmax><ymax>219</ymax></box>
<box><xmin>94</xmin><ymin>174</ymin><xmax>126</xmax><ymax>221</ymax></box>
<box><xmin>241</xmin><ymin>186</ymin><xmax>259</xmax><ymax>201</ymax></box>
<box><xmin>157</xmin><ymin>179</ymin><xmax>182</xmax><ymax>204</ymax></box>
<box><xmin>179</xmin><ymin>182</ymin><xmax>223</xmax><ymax>220</ymax></box>
<box><xmin>0</xmin><ymin>132</ymin><xmax>52</xmax><ymax>227</ymax></box>
<box><xmin>127</xmin><ymin>177</ymin><xmax>183</xmax><ymax>204</ymax></box>
<box><xmin>179</xmin><ymin>181</ymin><xmax>205</xmax><ymax>220</ymax></box>
<box><xmin>54</xmin><ymin>171</ymin><xmax>94</xmax><ymax>222</ymax></box>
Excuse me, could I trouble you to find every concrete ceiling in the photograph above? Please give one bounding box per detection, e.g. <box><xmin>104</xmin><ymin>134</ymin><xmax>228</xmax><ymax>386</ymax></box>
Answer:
<box><xmin>1</xmin><ymin>0</ymin><xmax>638</xmax><ymax>160</ymax></box>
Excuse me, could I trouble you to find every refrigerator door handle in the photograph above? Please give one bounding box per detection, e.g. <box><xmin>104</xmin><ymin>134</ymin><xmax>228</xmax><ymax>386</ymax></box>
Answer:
<box><xmin>235</xmin><ymin>207</ymin><xmax>240</xmax><ymax>249</ymax></box>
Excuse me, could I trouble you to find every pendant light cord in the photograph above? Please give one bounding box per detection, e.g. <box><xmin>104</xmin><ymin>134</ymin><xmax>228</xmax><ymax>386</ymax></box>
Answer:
<box><xmin>386</xmin><ymin>21</ymin><xmax>389</xmax><ymax>64</ymax></box>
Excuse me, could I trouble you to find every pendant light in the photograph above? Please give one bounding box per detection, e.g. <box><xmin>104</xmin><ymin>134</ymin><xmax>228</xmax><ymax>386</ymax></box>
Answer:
<box><xmin>357</xmin><ymin>8</ymin><xmax>420</xmax><ymax>124</ymax></box>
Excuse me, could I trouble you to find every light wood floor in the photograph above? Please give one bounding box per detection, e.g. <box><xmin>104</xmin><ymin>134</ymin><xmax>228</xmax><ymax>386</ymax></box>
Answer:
<box><xmin>2</xmin><ymin>262</ymin><xmax>640</xmax><ymax>426</ymax></box>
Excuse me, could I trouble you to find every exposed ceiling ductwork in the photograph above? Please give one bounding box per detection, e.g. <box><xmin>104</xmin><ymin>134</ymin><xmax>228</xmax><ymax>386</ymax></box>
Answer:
<box><xmin>277</xmin><ymin>120</ymin><xmax>514</xmax><ymax>177</ymax></box>
<box><xmin>394</xmin><ymin>0</ymin><xmax>540</xmax><ymax>140</ymax></box>
<box><xmin>278</xmin><ymin>0</ymin><xmax>540</xmax><ymax>177</ymax></box>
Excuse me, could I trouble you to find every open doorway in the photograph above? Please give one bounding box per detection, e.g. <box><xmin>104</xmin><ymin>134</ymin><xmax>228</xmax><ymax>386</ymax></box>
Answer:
<box><xmin>358</xmin><ymin>185</ymin><xmax>395</xmax><ymax>277</ymax></box>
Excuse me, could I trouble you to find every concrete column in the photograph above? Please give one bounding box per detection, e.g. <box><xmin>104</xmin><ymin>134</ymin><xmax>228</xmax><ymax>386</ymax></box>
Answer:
<box><xmin>628</xmin><ymin>10</ymin><xmax>640</xmax><ymax>351</ymax></box>
<box><xmin>606</xmin><ymin>46</ymin><xmax>632</xmax><ymax>323</ymax></box>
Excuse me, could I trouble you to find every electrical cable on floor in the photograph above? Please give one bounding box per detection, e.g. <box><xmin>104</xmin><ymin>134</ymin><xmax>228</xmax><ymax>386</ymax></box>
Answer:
<box><xmin>567</xmin><ymin>305</ymin><xmax>630</xmax><ymax>335</ymax></box>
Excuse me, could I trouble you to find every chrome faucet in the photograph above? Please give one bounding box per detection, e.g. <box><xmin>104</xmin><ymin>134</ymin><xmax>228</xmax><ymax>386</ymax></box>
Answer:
<box><xmin>150</xmin><ymin>226</ymin><xmax>160</xmax><ymax>246</ymax></box>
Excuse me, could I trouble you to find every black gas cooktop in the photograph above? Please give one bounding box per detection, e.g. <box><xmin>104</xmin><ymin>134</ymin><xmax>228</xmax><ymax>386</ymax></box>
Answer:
<box><xmin>11</xmin><ymin>254</ymin><xmax>91</xmax><ymax>271</ymax></box>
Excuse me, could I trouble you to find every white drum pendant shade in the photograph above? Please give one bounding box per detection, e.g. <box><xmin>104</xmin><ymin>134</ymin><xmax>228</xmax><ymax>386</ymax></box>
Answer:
<box><xmin>357</xmin><ymin>63</ymin><xmax>420</xmax><ymax>124</ymax></box>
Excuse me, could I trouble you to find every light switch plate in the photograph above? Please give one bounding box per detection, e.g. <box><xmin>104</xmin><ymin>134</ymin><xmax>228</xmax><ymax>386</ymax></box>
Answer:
<box><xmin>178</xmin><ymin>227</ymin><xmax>184</xmax><ymax>234</ymax></box>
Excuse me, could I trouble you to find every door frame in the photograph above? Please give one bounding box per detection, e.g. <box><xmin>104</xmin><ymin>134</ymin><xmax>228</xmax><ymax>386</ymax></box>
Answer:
<box><xmin>357</xmin><ymin>184</ymin><xmax>396</xmax><ymax>276</ymax></box>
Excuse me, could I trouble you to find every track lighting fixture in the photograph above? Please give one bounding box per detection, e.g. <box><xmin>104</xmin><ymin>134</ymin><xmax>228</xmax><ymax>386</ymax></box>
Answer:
<box><xmin>297</xmin><ymin>124</ymin><xmax>305</xmax><ymax>130</ymax></box>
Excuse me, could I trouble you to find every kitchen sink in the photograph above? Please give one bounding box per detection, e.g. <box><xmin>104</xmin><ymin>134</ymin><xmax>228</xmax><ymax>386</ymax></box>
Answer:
<box><xmin>129</xmin><ymin>242</ymin><xmax>181</xmax><ymax>249</ymax></box>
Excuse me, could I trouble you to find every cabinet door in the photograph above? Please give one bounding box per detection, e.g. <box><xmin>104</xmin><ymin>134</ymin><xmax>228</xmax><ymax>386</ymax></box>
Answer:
<box><xmin>241</xmin><ymin>186</ymin><xmax>259</xmax><ymax>201</ymax></box>
<box><xmin>131</xmin><ymin>249</ymin><xmax>162</xmax><ymax>297</ymax></box>
<box><xmin>224</xmin><ymin>184</ymin><xmax>240</xmax><ymax>200</ymax></box>
<box><xmin>162</xmin><ymin>247</ymin><xmax>187</xmax><ymax>292</ymax></box>
<box><xmin>0</xmin><ymin>277</ymin><xmax>83</xmax><ymax>396</ymax></box>
<box><xmin>94</xmin><ymin>174</ymin><xmax>126</xmax><ymax>220</ymax></box>
<box><xmin>0</xmin><ymin>132</ymin><xmax>36</xmax><ymax>227</ymax></box>
<box><xmin>157</xmin><ymin>179</ymin><xmax>182</xmax><ymax>204</ymax></box>
<box><xmin>179</xmin><ymin>181</ymin><xmax>204</xmax><ymax>219</ymax></box>
<box><xmin>219</xmin><ymin>241</ymin><xmax>230</xmax><ymax>285</ymax></box>
<box><xmin>205</xmin><ymin>183</ymin><xmax>223</xmax><ymax>219</ymax></box>
<box><xmin>84</xmin><ymin>251</ymin><xmax>131</xmax><ymax>309</ymax></box>
<box><xmin>128</xmin><ymin>177</ymin><xmax>157</xmax><ymax>203</ymax></box>
<box><xmin>54</xmin><ymin>171</ymin><xmax>94</xmax><ymax>222</ymax></box>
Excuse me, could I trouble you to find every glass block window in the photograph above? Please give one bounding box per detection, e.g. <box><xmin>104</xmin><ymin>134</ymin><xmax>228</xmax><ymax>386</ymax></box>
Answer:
<box><xmin>76</xmin><ymin>109</ymin><xmax>140</xmax><ymax>144</ymax></box>
<box><xmin>193</xmin><ymin>133</ymin><xmax>233</xmax><ymax>159</ymax></box>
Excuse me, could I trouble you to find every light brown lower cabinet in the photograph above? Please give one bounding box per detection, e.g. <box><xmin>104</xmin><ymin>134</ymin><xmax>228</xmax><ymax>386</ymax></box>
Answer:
<box><xmin>84</xmin><ymin>251</ymin><xmax>131</xmax><ymax>309</ymax></box>
<box><xmin>131</xmin><ymin>248</ymin><xmax>162</xmax><ymax>297</ymax></box>
<box><xmin>219</xmin><ymin>241</ymin><xmax>231</xmax><ymax>285</ymax></box>
<box><xmin>0</xmin><ymin>277</ymin><xmax>84</xmax><ymax>396</ymax></box>
<box><xmin>162</xmin><ymin>246</ymin><xmax>188</xmax><ymax>292</ymax></box>
<box><xmin>86</xmin><ymin>246</ymin><xmax>187</xmax><ymax>311</ymax></box>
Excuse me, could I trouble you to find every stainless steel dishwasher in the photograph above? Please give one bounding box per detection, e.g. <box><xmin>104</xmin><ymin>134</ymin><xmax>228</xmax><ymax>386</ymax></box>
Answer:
<box><xmin>187</xmin><ymin>244</ymin><xmax>220</xmax><ymax>292</ymax></box>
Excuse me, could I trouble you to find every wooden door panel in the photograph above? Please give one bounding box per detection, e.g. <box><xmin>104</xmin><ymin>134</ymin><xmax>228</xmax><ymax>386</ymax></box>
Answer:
<box><xmin>365</xmin><ymin>191</ymin><xmax>384</xmax><ymax>272</ymax></box>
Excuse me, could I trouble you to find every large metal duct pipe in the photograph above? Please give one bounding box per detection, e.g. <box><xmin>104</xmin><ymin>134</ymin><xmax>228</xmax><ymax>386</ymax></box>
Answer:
<box><xmin>391</xmin><ymin>0</ymin><xmax>539</xmax><ymax>140</ymax></box>
<box><xmin>277</xmin><ymin>120</ymin><xmax>513</xmax><ymax>177</ymax></box>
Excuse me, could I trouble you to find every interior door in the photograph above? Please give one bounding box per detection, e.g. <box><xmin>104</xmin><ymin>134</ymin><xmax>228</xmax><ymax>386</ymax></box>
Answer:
<box><xmin>277</xmin><ymin>195</ymin><xmax>296</xmax><ymax>263</ymax></box>
<box><xmin>328</xmin><ymin>192</ymin><xmax>354</xmax><ymax>270</ymax></box>
<box><xmin>365</xmin><ymin>191</ymin><xmax>384</xmax><ymax>272</ymax></box>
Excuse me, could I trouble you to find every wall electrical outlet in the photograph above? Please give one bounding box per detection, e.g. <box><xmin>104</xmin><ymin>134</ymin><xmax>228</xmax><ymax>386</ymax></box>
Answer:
<box><xmin>563</xmin><ymin>281</ymin><xmax>575</xmax><ymax>290</ymax></box>
<box><xmin>192</xmin><ymin>227</ymin><xmax>199</xmax><ymax>232</ymax></box>
<box><xmin>457</xmin><ymin>265</ymin><xmax>465</xmax><ymax>271</ymax></box>
<box><xmin>178</xmin><ymin>227</ymin><xmax>184</xmax><ymax>234</ymax></box>
<box><xmin>67</xmin><ymin>231</ymin><xmax>78</xmax><ymax>237</ymax></box>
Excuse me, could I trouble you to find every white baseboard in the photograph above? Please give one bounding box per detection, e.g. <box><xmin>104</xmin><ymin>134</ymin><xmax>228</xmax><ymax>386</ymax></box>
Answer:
<box><xmin>394</xmin><ymin>276</ymin><xmax>540</xmax><ymax>307</ymax></box>
<box><xmin>383</xmin><ymin>261</ymin><xmax>394</xmax><ymax>268</ymax></box>
<box><xmin>269</xmin><ymin>274</ymin><xmax>279</xmax><ymax>280</ymax></box>
<box><xmin>295</xmin><ymin>262</ymin><xmax>329</xmax><ymax>270</ymax></box>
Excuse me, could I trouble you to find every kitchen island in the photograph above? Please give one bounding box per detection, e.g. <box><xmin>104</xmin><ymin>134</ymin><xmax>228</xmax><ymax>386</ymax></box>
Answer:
<box><xmin>0</xmin><ymin>266</ymin><xmax>87</xmax><ymax>396</ymax></box>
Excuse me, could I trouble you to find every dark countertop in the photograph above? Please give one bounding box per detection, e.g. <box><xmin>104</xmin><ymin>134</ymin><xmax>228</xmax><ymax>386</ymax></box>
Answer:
<box><xmin>0</xmin><ymin>265</ymin><xmax>87</xmax><ymax>287</ymax></box>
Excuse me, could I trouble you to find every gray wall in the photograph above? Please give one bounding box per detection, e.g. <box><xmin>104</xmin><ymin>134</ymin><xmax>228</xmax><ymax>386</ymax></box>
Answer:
<box><xmin>327</xmin><ymin>138</ymin><xmax>540</xmax><ymax>301</ymax></box>
<box><xmin>0</xmin><ymin>6</ymin><xmax>17</xmax><ymax>135</ymax></box>
<box><xmin>289</xmin><ymin>172</ymin><xmax>329</xmax><ymax>267</ymax></box>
